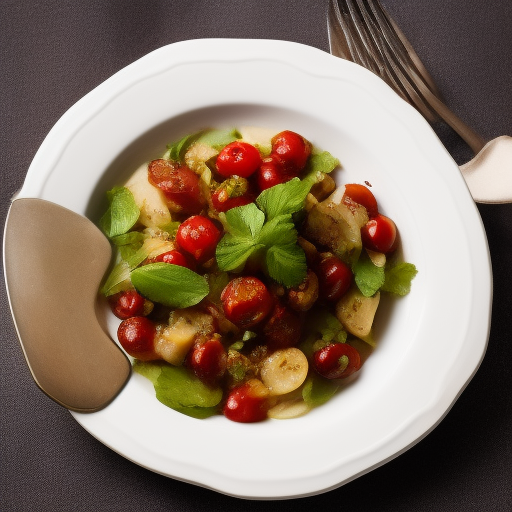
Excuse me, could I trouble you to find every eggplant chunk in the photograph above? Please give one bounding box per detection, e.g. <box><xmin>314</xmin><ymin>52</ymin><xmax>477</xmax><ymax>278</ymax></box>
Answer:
<box><xmin>335</xmin><ymin>286</ymin><xmax>380</xmax><ymax>338</ymax></box>
<box><xmin>303</xmin><ymin>189</ymin><xmax>368</xmax><ymax>265</ymax></box>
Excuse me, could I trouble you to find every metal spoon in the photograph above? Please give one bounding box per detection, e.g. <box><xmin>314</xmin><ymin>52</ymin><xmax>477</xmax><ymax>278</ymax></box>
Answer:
<box><xmin>3</xmin><ymin>197</ymin><xmax>131</xmax><ymax>413</ymax></box>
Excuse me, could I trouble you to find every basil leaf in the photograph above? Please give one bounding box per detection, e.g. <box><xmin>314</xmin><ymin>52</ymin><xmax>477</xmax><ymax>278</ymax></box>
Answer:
<box><xmin>130</xmin><ymin>263</ymin><xmax>209</xmax><ymax>308</ymax></box>
<box><xmin>265</xmin><ymin>243</ymin><xmax>307</xmax><ymax>287</ymax></box>
<box><xmin>307</xmin><ymin>150</ymin><xmax>339</xmax><ymax>174</ymax></box>
<box><xmin>353</xmin><ymin>252</ymin><xmax>385</xmax><ymax>297</ymax></box>
<box><xmin>134</xmin><ymin>362</ymin><xmax>222</xmax><ymax>419</ymax></box>
<box><xmin>101</xmin><ymin>260</ymin><xmax>132</xmax><ymax>296</ymax></box>
<box><xmin>381</xmin><ymin>262</ymin><xmax>418</xmax><ymax>296</ymax></box>
<box><xmin>224</xmin><ymin>202</ymin><xmax>265</xmax><ymax>238</ymax></box>
<box><xmin>111</xmin><ymin>231</ymin><xmax>146</xmax><ymax>260</ymax></box>
<box><xmin>100</xmin><ymin>186</ymin><xmax>140</xmax><ymax>238</ymax></box>
<box><xmin>196</xmin><ymin>128</ymin><xmax>241</xmax><ymax>149</ymax></box>
<box><xmin>258</xmin><ymin>214</ymin><xmax>298</xmax><ymax>247</ymax></box>
<box><xmin>216</xmin><ymin>234</ymin><xmax>263</xmax><ymax>271</ymax></box>
<box><xmin>302</xmin><ymin>375</ymin><xmax>339</xmax><ymax>407</ymax></box>
<box><xmin>167</xmin><ymin>131</ymin><xmax>204</xmax><ymax>162</ymax></box>
<box><xmin>256</xmin><ymin>178</ymin><xmax>312</xmax><ymax>220</ymax></box>
<box><xmin>155</xmin><ymin>365</ymin><xmax>222</xmax><ymax>409</ymax></box>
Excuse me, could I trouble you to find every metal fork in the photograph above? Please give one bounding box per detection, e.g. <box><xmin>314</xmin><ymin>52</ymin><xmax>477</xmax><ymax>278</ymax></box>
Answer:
<box><xmin>327</xmin><ymin>0</ymin><xmax>486</xmax><ymax>154</ymax></box>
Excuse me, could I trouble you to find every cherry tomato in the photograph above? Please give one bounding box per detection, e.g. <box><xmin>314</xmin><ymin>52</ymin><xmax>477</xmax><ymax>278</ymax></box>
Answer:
<box><xmin>343</xmin><ymin>183</ymin><xmax>378</xmax><ymax>218</ymax></box>
<box><xmin>256</xmin><ymin>155</ymin><xmax>298</xmax><ymax>191</ymax></box>
<box><xmin>152</xmin><ymin>250</ymin><xmax>196</xmax><ymax>271</ymax></box>
<box><xmin>271</xmin><ymin>130</ymin><xmax>311</xmax><ymax>171</ymax></box>
<box><xmin>211</xmin><ymin>187</ymin><xmax>254</xmax><ymax>212</ymax></box>
<box><xmin>361</xmin><ymin>214</ymin><xmax>398</xmax><ymax>253</ymax></box>
<box><xmin>221</xmin><ymin>277</ymin><xmax>273</xmax><ymax>328</ymax></box>
<box><xmin>313</xmin><ymin>343</ymin><xmax>361</xmax><ymax>379</ymax></box>
<box><xmin>176</xmin><ymin>215</ymin><xmax>221</xmax><ymax>263</ymax></box>
<box><xmin>263</xmin><ymin>302</ymin><xmax>303</xmax><ymax>350</ymax></box>
<box><xmin>148</xmin><ymin>159</ymin><xmax>205</xmax><ymax>214</ymax></box>
<box><xmin>317</xmin><ymin>255</ymin><xmax>353</xmax><ymax>301</ymax></box>
<box><xmin>223</xmin><ymin>380</ymin><xmax>269</xmax><ymax>423</ymax></box>
<box><xmin>108</xmin><ymin>289</ymin><xmax>146</xmax><ymax>320</ymax></box>
<box><xmin>187</xmin><ymin>338</ymin><xmax>227</xmax><ymax>384</ymax></box>
<box><xmin>216</xmin><ymin>141</ymin><xmax>262</xmax><ymax>178</ymax></box>
<box><xmin>117</xmin><ymin>316</ymin><xmax>157</xmax><ymax>360</ymax></box>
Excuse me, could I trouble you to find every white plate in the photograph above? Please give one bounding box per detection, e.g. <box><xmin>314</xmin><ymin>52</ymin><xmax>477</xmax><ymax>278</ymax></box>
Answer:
<box><xmin>15</xmin><ymin>39</ymin><xmax>491</xmax><ymax>499</ymax></box>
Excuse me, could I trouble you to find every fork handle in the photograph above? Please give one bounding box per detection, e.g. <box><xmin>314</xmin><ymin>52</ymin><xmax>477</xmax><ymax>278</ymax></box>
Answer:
<box><xmin>416</xmin><ymin>80</ymin><xmax>486</xmax><ymax>154</ymax></box>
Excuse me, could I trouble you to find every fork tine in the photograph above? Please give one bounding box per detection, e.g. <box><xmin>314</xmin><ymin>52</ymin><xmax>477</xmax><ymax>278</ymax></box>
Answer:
<box><xmin>329</xmin><ymin>0</ymin><xmax>380</xmax><ymax>73</ymax></box>
<box><xmin>369</xmin><ymin>1</ymin><xmax>442</xmax><ymax>98</ymax></box>
<box><xmin>356</xmin><ymin>0</ymin><xmax>439</xmax><ymax>122</ymax></box>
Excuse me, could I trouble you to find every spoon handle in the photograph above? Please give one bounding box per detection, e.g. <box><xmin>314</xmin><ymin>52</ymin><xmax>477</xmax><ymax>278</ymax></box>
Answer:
<box><xmin>4</xmin><ymin>198</ymin><xmax>131</xmax><ymax>412</ymax></box>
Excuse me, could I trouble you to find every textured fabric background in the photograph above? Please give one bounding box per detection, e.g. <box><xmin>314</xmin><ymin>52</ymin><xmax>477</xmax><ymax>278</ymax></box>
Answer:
<box><xmin>1</xmin><ymin>1</ymin><xmax>511</xmax><ymax>510</ymax></box>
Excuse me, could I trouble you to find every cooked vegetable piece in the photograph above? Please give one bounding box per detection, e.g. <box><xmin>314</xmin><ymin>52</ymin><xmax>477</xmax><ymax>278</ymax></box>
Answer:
<box><xmin>335</xmin><ymin>286</ymin><xmax>380</xmax><ymax>338</ymax></box>
<box><xmin>260</xmin><ymin>348</ymin><xmax>309</xmax><ymax>395</ymax></box>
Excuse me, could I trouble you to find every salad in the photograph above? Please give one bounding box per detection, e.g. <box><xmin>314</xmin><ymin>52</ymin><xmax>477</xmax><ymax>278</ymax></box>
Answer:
<box><xmin>99</xmin><ymin>127</ymin><xmax>417</xmax><ymax>422</ymax></box>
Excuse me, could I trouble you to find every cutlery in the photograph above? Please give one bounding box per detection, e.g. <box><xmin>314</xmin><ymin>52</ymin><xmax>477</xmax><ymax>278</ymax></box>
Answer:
<box><xmin>327</xmin><ymin>0</ymin><xmax>512</xmax><ymax>204</ymax></box>
<box><xmin>3</xmin><ymin>197</ymin><xmax>131</xmax><ymax>412</ymax></box>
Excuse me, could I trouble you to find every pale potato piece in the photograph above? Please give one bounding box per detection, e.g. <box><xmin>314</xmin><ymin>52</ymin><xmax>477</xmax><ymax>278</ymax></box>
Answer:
<box><xmin>335</xmin><ymin>286</ymin><xmax>380</xmax><ymax>338</ymax></box>
<box><xmin>260</xmin><ymin>348</ymin><xmax>309</xmax><ymax>396</ymax></box>
<box><xmin>267</xmin><ymin>398</ymin><xmax>311</xmax><ymax>419</ymax></box>
<box><xmin>184</xmin><ymin>142</ymin><xmax>218</xmax><ymax>173</ymax></box>
<box><xmin>125</xmin><ymin>163</ymin><xmax>172</xmax><ymax>228</ymax></box>
<box><xmin>366</xmin><ymin>248</ymin><xmax>386</xmax><ymax>268</ymax></box>
<box><xmin>141</xmin><ymin>237</ymin><xmax>176</xmax><ymax>259</ymax></box>
<box><xmin>153</xmin><ymin>309</ymin><xmax>215</xmax><ymax>366</ymax></box>
<box><xmin>238</xmin><ymin>126</ymin><xmax>276</xmax><ymax>155</ymax></box>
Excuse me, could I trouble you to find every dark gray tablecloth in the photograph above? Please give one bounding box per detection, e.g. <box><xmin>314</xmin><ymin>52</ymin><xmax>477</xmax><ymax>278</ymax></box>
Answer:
<box><xmin>1</xmin><ymin>1</ymin><xmax>511</xmax><ymax>510</ymax></box>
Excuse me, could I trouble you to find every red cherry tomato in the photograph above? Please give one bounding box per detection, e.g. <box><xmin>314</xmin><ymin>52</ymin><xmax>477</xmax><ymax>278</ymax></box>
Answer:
<box><xmin>117</xmin><ymin>316</ymin><xmax>157</xmax><ymax>360</ymax></box>
<box><xmin>108</xmin><ymin>289</ymin><xmax>146</xmax><ymax>320</ymax></box>
<box><xmin>343</xmin><ymin>184</ymin><xmax>379</xmax><ymax>218</ymax></box>
<box><xmin>148</xmin><ymin>159</ymin><xmax>205</xmax><ymax>214</ymax></box>
<box><xmin>271</xmin><ymin>130</ymin><xmax>311</xmax><ymax>171</ymax></box>
<box><xmin>221</xmin><ymin>277</ymin><xmax>273</xmax><ymax>328</ymax></box>
<box><xmin>211</xmin><ymin>187</ymin><xmax>254</xmax><ymax>212</ymax></box>
<box><xmin>361</xmin><ymin>214</ymin><xmax>398</xmax><ymax>253</ymax></box>
<box><xmin>223</xmin><ymin>380</ymin><xmax>268</xmax><ymax>423</ymax></box>
<box><xmin>216</xmin><ymin>141</ymin><xmax>262</xmax><ymax>178</ymax></box>
<box><xmin>263</xmin><ymin>302</ymin><xmax>303</xmax><ymax>350</ymax></box>
<box><xmin>153</xmin><ymin>250</ymin><xmax>196</xmax><ymax>271</ymax></box>
<box><xmin>176</xmin><ymin>215</ymin><xmax>221</xmax><ymax>263</ymax></box>
<box><xmin>256</xmin><ymin>155</ymin><xmax>298</xmax><ymax>191</ymax></box>
<box><xmin>188</xmin><ymin>338</ymin><xmax>227</xmax><ymax>384</ymax></box>
<box><xmin>313</xmin><ymin>343</ymin><xmax>361</xmax><ymax>379</ymax></box>
<box><xmin>317</xmin><ymin>255</ymin><xmax>353</xmax><ymax>301</ymax></box>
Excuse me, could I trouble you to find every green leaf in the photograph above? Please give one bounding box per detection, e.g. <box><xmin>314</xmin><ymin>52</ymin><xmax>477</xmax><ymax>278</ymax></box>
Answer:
<box><xmin>134</xmin><ymin>362</ymin><xmax>222</xmax><ymax>419</ymax></box>
<box><xmin>133</xmin><ymin>360</ymin><xmax>165</xmax><ymax>383</ymax></box>
<box><xmin>257</xmin><ymin>214</ymin><xmax>298</xmax><ymax>247</ymax></box>
<box><xmin>155</xmin><ymin>365</ymin><xmax>222</xmax><ymax>412</ymax></box>
<box><xmin>265</xmin><ymin>243</ymin><xmax>307</xmax><ymax>287</ymax></box>
<box><xmin>223</xmin><ymin>202</ymin><xmax>265</xmax><ymax>238</ymax></box>
<box><xmin>100</xmin><ymin>187</ymin><xmax>140</xmax><ymax>238</ymax></box>
<box><xmin>256</xmin><ymin>178</ymin><xmax>312</xmax><ymax>220</ymax></box>
<box><xmin>305</xmin><ymin>308</ymin><xmax>347</xmax><ymax>344</ymax></box>
<box><xmin>302</xmin><ymin>375</ymin><xmax>339</xmax><ymax>407</ymax></box>
<box><xmin>196</xmin><ymin>128</ymin><xmax>241</xmax><ymax>149</ymax></box>
<box><xmin>381</xmin><ymin>262</ymin><xmax>418</xmax><ymax>296</ymax></box>
<box><xmin>216</xmin><ymin>203</ymin><xmax>266</xmax><ymax>271</ymax></box>
<box><xmin>101</xmin><ymin>260</ymin><xmax>132</xmax><ymax>296</ymax></box>
<box><xmin>353</xmin><ymin>252</ymin><xmax>385</xmax><ymax>297</ymax></box>
<box><xmin>216</xmin><ymin>235</ymin><xmax>263</xmax><ymax>272</ymax></box>
<box><xmin>167</xmin><ymin>131</ymin><xmax>204</xmax><ymax>162</ymax></box>
<box><xmin>307</xmin><ymin>150</ymin><xmax>340</xmax><ymax>175</ymax></box>
<box><xmin>111</xmin><ymin>231</ymin><xmax>146</xmax><ymax>260</ymax></box>
<box><xmin>130</xmin><ymin>263</ymin><xmax>209</xmax><ymax>308</ymax></box>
